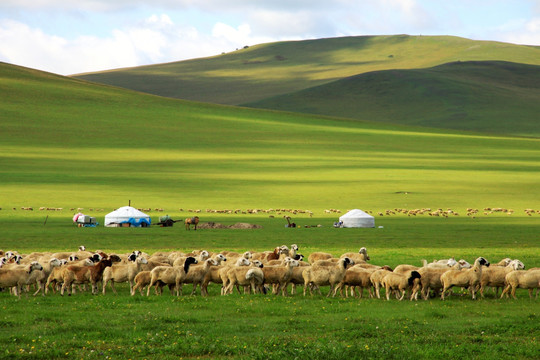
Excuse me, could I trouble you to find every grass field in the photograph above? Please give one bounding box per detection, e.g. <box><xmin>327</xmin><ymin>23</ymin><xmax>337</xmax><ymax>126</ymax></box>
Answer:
<box><xmin>1</xmin><ymin>55</ymin><xmax>539</xmax><ymax>359</ymax></box>
<box><xmin>1</xmin><ymin>213</ymin><xmax>539</xmax><ymax>359</ymax></box>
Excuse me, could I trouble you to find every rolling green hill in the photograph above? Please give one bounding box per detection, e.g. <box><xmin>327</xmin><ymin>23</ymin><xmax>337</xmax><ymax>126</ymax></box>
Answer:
<box><xmin>2</xmin><ymin>62</ymin><xmax>539</xmax><ymax>213</ymax></box>
<box><xmin>73</xmin><ymin>35</ymin><xmax>540</xmax><ymax>106</ymax></box>
<box><xmin>245</xmin><ymin>61</ymin><xmax>540</xmax><ymax>137</ymax></box>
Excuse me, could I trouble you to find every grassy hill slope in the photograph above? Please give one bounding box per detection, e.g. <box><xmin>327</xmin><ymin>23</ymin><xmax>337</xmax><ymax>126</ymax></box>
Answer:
<box><xmin>245</xmin><ymin>61</ymin><xmax>540</xmax><ymax>137</ymax></box>
<box><xmin>73</xmin><ymin>35</ymin><xmax>540</xmax><ymax>106</ymax></box>
<box><xmin>2</xmin><ymin>62</ymin><xmax>539</xmax><ymax>213</ymax></box>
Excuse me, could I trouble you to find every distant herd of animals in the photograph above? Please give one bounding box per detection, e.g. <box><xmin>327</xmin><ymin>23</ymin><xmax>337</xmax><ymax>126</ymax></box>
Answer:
<box><xmin>7</xmin><ymin>207</ymin><xmax>540</xmax><ymax>218</ymax></box>
<box><xmin>1</xmin><ymin>245</ymin><xmax>538</xmax><ymax>301</ymax></box>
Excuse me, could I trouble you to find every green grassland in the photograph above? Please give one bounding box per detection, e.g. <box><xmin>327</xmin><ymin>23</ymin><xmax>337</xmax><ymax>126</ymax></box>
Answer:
<box><xmin>2</xmin><ymin>62</ymin><xmax>539</xmax><ymax>212</ymax></box>
<box><xmin>1</xmin><ymin>54</ymin><xmax>540</xmax><ymax>359</ymax></box>
<box><xmin>246</xmin><ymin>61</ymin><xmax>540</xmax><ymax>137</ymax></box>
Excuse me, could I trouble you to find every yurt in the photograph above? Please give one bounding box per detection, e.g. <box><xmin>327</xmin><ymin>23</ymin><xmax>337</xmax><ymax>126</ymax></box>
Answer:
<box><xmin>338</xmin><ymin>209</ymin><xmax>375</xmax><ymax>228</ymax></box>
<box><xmin>104</xmin><ymin>206</ymin><xmax>151</xmax><ymax>227</ymax></box>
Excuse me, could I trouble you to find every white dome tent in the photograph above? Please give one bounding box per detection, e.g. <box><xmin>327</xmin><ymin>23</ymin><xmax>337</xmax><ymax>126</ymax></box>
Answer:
<box><xmin>104</xmin><ymin>206</ymin><xmax>151</xmax><ymax>227</ymax></box>
<box><xmin>338</xmin><ymin>209</ymin><xmax>375</xmax><ymax>228</ymax></box>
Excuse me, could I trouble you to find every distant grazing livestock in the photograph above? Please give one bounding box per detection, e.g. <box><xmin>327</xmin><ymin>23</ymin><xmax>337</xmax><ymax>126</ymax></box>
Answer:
<box><xmin>185</xmin><ymin>216</ymin><xmax>199</xmax><ymax>230</ymax></box>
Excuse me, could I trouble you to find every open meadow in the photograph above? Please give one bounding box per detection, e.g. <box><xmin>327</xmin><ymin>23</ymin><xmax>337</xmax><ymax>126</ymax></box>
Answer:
<box><xmin>1</xmin><ymin>58</ymin><xmax>540</xmax><ymax>359</ymax></box>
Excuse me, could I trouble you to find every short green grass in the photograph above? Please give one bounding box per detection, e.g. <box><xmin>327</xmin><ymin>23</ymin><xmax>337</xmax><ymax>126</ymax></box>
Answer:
<box><xmin>1</xmin><ymin>213</ymin><xmax>539</xmax><ymax>360</ymax></box>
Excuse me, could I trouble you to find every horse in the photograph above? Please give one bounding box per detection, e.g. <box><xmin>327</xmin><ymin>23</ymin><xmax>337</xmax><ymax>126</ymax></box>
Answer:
<box><xmin>185</xmin><ymin>216</ymin><xmax>199</xmax><ymax>230</ymax></box>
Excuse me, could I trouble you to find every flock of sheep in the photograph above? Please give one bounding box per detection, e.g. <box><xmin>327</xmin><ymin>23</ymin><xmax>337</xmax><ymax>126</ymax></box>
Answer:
<box><xmin>1</xmin><ymin>246</ymin><xmax>539</xmax><ymax>301</ymax></box>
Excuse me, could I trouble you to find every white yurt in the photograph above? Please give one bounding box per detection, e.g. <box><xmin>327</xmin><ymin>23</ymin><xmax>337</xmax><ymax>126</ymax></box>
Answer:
<box><xmin>338</xmin><ymin>209</ymin><xmax>375</xmax><ymax>228</ymax></box>
<box><xmin>104</xmin><ymin>206</ymin><xmax>151</xmax><ymax>227</ymax></box>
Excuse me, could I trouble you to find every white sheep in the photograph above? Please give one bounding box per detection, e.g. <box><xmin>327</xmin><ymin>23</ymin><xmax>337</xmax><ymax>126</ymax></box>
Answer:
<box><xmin>440</xmin><ymin>257</ymin><xmax>490</xmax><ymax>300</ymax></box>
<box><xmin>0</xmin><ymin>261</ymin><xmax>43</xmax><ymax>299</ymax></box>
<box><xmin>340</xmin><ymin>247</ymin><xmax>370</xmax><ymax>264</ymax></box>
<box><xmin>30</xmin><ymin>257</ymin><xmax>63</xmax><ymax>296</ymax></box>
<box><xmin>370</xmin><ymin>268</ymin><xmax>393</xmax><ymax>299</ymax></box>
<box><xmin>307</xmin><ymin>252</ymin><xmax>334</xmax><ymax>264</ymax></box>
<box><xmin>181</xmin><ymin>258</ymin><xmax>219</xmax><ymax>296</ymax></box>
<box><xmin>302</xmin><ymin>257</ymin><xmax>354</xmax><ymax>297</ymax></box>
<box><xmin>223</xmin><ymin>260</ymin><xmax>265</xmax><ymax>295</ymax></box>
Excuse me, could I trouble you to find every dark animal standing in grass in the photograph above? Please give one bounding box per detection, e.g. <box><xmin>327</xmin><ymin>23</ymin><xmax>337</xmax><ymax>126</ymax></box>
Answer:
<box><xmin>185</xmin><ymin>216</ymin><xmax>199</xmax><ymax>230</ymax></box>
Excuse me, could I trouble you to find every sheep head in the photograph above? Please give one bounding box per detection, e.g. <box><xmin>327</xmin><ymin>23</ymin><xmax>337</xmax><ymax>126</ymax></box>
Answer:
<box><xmin>28</xmin><ymin>261</ymin><xmax>43</xmax><ymax>273</ymax></box>
<box><xmin>475</xmin><ymin>257</ymin><xmax>490</xmax><ymax>267</ymax></box>
<box><xmin>183</xmin><ymin>257</ymin><xmax>198</xmax><ymax>273</ymax></box>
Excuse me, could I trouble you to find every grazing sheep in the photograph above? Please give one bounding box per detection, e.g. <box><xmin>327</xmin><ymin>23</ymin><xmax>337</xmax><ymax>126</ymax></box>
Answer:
<box><xmin>370</xmin><ymin>268</ymin><xmax>393</xmax><ymax>299</ymax></box>
<box><xmin>382</xmin><ymin>270</ymin><xmax>422</xmax><ymax>301</ymax></box>
<box><xmin>131</xmin><ymin>271</ymin><xmax>152</xmax><ymax>296</ymax></box>
<box><xmin>440</xmin><ymin>257</ymin><xmax>490</xmax><ymax>300</ymax></box>
<box><xmin>303</xmin><ymin>257</ymin><xmax>354</xmax><ymax>297</ymax></box>
<box><xmin>181</xmin><ymin>258</ymin><xmax>219</xmax><ymax>296</ymax></box>
<box><xmin>308</xmin><ymin>252</ymin><xmax>334</xmax><ymax>264</ymax></box>
<box><xmin>479</xmin><ymin>260</ymin><xmax>525</xmax><ymax>297</ymax></box>
<box><xmin>340</xmin><ymin>247</ymin><xmax>370</xmax><ymax>264</ymax></box>
<box><xmin>334</xmin><ymin>266</ymin><xmax>375</xmax><ymax>298</ymax></box>
<box><xmin>148</xmin><ymin>257</ymin><xmax>198</xmax><ymax>296</ymax></box>
<box><xmin>224</xmin><ymin>260</ymin><xmax>265</xmax><ymax>295</ymax></box>
<box><xmin>501</xmin><ymin>269</ymin><xmax>540</xmax><ymax>299</ymax></box>
<box><xmin>30</xmin><ymin>257</ymin><xmax>63</xmax><ymax>296</ymax></box>
<box><xmin>0</xmin><ymin>262</ymin><xmax>44</xmax><ymax>299</ymax></box>
<box><xmin>261</xmin><ymin>257</ymin><xmax>300</xmax><ymax>296</ymax></box>
<box><xmin>102</xmin><ymin>256</ymin><xmax>149</xmax><ymax>295</ymax></box>
<box><xmin>60</xmin><ymin>258</ymin><xmax>114</xmax><ymax>296</ymax></box>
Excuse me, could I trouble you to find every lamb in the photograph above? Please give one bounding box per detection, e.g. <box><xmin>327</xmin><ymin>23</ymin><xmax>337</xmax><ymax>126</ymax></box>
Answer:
<box><xmin>147</xmin><ymin>257</ymin><xmax>198</xmax><ymax>296</ymax></box>
<box><xmin>60</xmin><ymin>258</ymin><xmax>114</xmax><ymax>295</ymax></box>
<box><xmin>102</xmin><ymin>256</ymin><xmax>149</xmax><ymax>295</ymax></box>
<box><xmin>0</xmin><ymin>261</ymin><xmax>44</xmax><ymax>299</ymax></box>
<box><xmin>307</xmin><ymin>252</ymin><xmax>334</xmax><ymax>264</ymax></box>
<box><xmin>181</xmin><ymin>258</ymin><xmax>219</xmax><ymax>296</ymax></box>
<box><xmin>340</xmin><ymin>247</ymin><xmax>370</xmax><ymax>264</ymax></box>
<box><xmin>501</xmin><ymin>269</ymin><xmax>540</xmax><ymax>299</ymax></box>
<box><xmin>261</xmin><ymin>257</ymin><xmax>300</xmax><ymax>296</ymax></box>
<box><xmin>131</xmin><ymin>271</ymin><xmax>152</xmax><ymax>296</ymax></box>
<box><xmin>479</xmin><ymin>259</ymin><xmax>524</xmax><ymax>298</ymax></box>
<box><xmin>440</xmin><ymin>257</ymin><xmax>490</xmax><ymax>300</ymax></box>
<box><xmin>302</xmin><ymin>257</ymin><xmax>354</xmax><ymax>297</ymax></box>
<box><xmin>381</xmin><ymin>270</ymin><xmax>422</xmax><ymax>301</ymax></box>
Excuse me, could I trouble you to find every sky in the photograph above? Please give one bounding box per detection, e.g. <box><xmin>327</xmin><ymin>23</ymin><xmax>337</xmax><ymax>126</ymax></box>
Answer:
<box><xmin>1</xmin><ymin>0</ymin><xmax>539</xmax><ymax>75</ymax></box>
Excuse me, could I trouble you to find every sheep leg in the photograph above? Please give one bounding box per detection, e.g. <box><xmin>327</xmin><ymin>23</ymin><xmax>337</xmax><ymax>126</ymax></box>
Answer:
<box><xmin>110</xmin><ymin>281</ymin><xmax>119</xmax><ymax>295</ymax></box>
<box><xmin>33</xmin><ymin>281</ymin><xmax>45</xmax><ymax>297</ymax></box>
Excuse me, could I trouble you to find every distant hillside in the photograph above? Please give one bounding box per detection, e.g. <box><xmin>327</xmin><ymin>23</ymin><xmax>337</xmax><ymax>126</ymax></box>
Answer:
<box><xmin>245</xmin><ymin>61</ymin><xmax>540</xmax><ymax>137</ymax></box>
<box><xmin>73</xmin><ymin>35</ymin><xmax>540</xmax><ymax>106</ymax></box>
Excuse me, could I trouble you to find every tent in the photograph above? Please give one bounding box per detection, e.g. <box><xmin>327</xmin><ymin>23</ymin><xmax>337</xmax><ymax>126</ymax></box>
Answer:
<box><xmin>104</xmin><ymin>206</ymin><xmax>151</xmax><ymax>227</ymax></box>
<box><xmin>338</xmin><ymin>209</ymin><xmax>375</xmax><ymax>228</ymax></box>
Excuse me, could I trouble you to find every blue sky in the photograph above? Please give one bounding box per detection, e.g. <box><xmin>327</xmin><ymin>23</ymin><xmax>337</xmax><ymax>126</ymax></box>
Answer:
<box><xmin>1</xmin><ymin>0</ymin><xmax>539</xmax><ymax>75</ymax></box>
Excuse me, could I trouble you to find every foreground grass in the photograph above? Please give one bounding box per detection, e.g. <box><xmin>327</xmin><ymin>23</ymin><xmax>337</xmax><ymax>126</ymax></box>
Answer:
<box><xmin>1</xmin><ymin>214</ymin><xmax>539</xmax><ymax>359</ymax></box>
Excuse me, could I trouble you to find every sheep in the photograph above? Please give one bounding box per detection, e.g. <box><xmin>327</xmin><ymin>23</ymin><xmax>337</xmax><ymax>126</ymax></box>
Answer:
<box><xmin>223</xmin><ymin>260</ymin><xmax>265</xmax><ymax>295</ymax></box>
<box><xmin>60</xmin><ymin>258</ymin><xmax>114</xmax><ymax>296</ymax></box>
<box><xmin>422</xmin><ymin>259</ymin><xmax>456</xmax><ymax>269</ymax></box>
<box><xmin>501</xmin><ymin>269</ymin><xmax>540</xmax><ymax>299</ymax></box>
<box><xmin>181</xmin><ymin>258</ymin><xmax>219</xmax><ymax>296</ymax></box>
<box><xmin>147</xmin><ymin>257</ymin><xmax>198</xmax><ymax>296</ymax></box>
<box><xmin>493</xmin><ymin>258</ymin><xmax>513</xmax><ymax>267</ymax></box>
<box><xmin>245</xmin><ymin>267</ymin><xmax>266</xmax><ymax>294</ymax></box>
<box><xmin>307</xmin><ymin>252</ymin><xmax>334</xmax><ymax>264</ymax></box>
<box><xmin>261</xmin><ymin>257</ymin><xmax>300</xmax><ymax>296</ymax></box>
<box><xmin>381</xmin><ymin>270</ymin><xmax>422</xmax><ymax>301</ymax></box>
<box><xmin>393</xmin><ymin>264</ymin><xmax>420</xmax><ymax>274</ymax></box>
<box><xmin>334</xmin><ymin>266</ymin><xmax>376</xmax><ymax>298</ymax></box>
<box><xmin>251</xmin><ymin>247</ymin><xmax>281</xmax><ymax>263</ymax></box>
<box><xmin>440</xmin><ymin>257</ymin><xmax>490</xmax><ymax>300</ymax></box>
<box><xmin>0</xmin><ymin>261</ymin><xmax>44</xmax><ymax>299</ymax></box>
<box><xmin>172</xmin><ymin>250</ymin><xmax>209</xmax><ymax>267</ymax></box>
<box><xmin>217</xmin><ymin>258</ymin><xmax>253</xmax><ymax>295</ymax></box>
<box><xmin>302</xmin><ymin>257</ymin><xmax>354</xmax><ymax>297</ymax></box>
<box><xmin>417</xmin><ymin>266</ymin><xmax>458</xmax><ymax>300</ymax></box>
<box><xmin>200</xmin><ymin>256</ymin><xmax>248</xmax><ymax>296</ymax></box>
<box><xmin>102</xmin><ymin>256</ymin><xmax>149</xmax><ymax>295</ymax></box>
<box><xmin>431</xmin><ymin>257</ymin><xmax>458</xmax><ymax>267</ymax></box>
<box><xmin>30</xmin><ymin>257</ymin><xmax>63</xmax><ymax>296</ymax></box>
<box><xmin>131</xmin><ymin>271</ymin><xmax>152</xmax><ymax>296</ymax></box>
<box><xmin>370</xmin><ymin>268</ymin><xmax>393</xmax><ymax>299</ymax></box>
<box><xmin>479</xmin><ymin>259</ymin><xmax>525</xmax><ymax>298</ymax></box>
<box><xmin>340</xmin><ymin>247</ymin><xmax>370</xmax><ymax>264</ymax></box>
